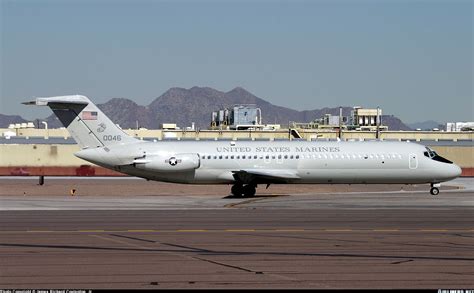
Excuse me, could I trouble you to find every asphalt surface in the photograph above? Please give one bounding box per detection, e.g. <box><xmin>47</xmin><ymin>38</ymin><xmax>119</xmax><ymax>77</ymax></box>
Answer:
<box><xmin>0</xmin><ymin>178</ymin><xmax>473</xmax><ymax>289</ymax></box>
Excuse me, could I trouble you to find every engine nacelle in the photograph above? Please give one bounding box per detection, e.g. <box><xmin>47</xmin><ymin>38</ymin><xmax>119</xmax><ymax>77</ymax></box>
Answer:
<box><xmin>135</xmin><ymin>153</ymin><xmax>200</xmax><ymax>172</ymax></box>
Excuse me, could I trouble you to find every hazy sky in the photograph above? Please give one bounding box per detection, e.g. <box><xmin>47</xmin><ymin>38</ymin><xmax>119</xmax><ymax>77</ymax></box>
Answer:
<box><xmin>1</xmin><ymin>0</ymin><xmax>472</xmax><ymax>123</ymax></box>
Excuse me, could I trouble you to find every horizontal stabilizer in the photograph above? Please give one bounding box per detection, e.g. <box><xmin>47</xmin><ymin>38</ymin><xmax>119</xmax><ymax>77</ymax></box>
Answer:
<box><xmin>22</xmin><ymin>95</ymin><xmax>89</xmax><ymax>106</ymax></box>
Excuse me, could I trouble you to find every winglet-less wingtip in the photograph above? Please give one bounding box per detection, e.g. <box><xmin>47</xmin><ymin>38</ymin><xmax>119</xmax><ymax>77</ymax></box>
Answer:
<box><xmin>21</xmin><ymin>100</ymin><xmax>37</xmax><ymax>105</ymax></box>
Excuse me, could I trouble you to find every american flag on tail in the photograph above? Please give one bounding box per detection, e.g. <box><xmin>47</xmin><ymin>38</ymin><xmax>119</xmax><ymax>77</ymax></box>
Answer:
<box><xmin>82</xmin><ymin>111</ymin><xmax>98</xmax><ymax>120</ymax></box>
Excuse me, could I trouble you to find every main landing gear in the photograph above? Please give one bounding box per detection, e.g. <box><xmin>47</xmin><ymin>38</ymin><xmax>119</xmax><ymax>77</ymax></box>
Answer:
<box><xmin>231</xmin><ymin>183</ymin><xmax>256</xmax><ymax>197</ymax></box>
<box><xmin>430</xmin><ymin>183</ymin><xmax>440</xmax><ymax>196</ymax></box>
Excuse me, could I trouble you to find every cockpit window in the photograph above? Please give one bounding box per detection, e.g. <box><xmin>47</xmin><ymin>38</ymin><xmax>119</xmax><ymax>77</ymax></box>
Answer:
<box><xmin>432</xmin><ymin>155</ymin><xmax>453</xmax><ymax>164</ymax></box>
<box><xmin>424</xmin><ymin>147</ymin><xmax>453</xmax><ymax>164</ymax></box>
<box><xmin>424</xmin><ymin>147</ymin><xmax>437</xmax><ymax>158</ymax></box>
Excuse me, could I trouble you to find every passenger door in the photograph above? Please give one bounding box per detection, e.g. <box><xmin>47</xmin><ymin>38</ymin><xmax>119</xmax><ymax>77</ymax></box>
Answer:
<box><xmin>409</xmin><ymin>154</ymin><xmax>418</xmax><ymax>169</ymax></box>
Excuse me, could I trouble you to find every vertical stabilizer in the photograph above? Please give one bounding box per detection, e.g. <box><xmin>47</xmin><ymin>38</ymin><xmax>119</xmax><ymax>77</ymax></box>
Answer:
<box><xmin>23</xmin><ymin>95</ymin><xmax>138</xmax><ymax>148</ymax></box>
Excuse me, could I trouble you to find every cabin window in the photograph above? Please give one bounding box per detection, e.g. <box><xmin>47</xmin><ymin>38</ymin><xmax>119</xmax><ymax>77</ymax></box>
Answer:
<box><xmin>230</xmin><ymin>155</ymin><xmax>234</xmax><ymax>159</ymax></box>
<box><xmin>284</xmin><ymin>155</ymin><xmax>288</xmax><ymax>159</ymax></box>
<box><xmin>278</xmin><ymin>155</ymin><xmax>282</xmax><ymax>159</ymax></box>
<box><xmin>296</xmin><ymin>155</ymin><xmax>300</xmax><ymax>159</ymax></box>
<box><xmin>265</xmin><ymin>155</ymin><xmax>270</xmax><ymax>159</ymax></box>
<box><xmin>254</xmin><ymin>155</ymin><xmax>257</xmax><ymax>159</ymax></box>
<box><xmin>219</xmin><ymin>155</ymin><xmax>223</xmax><ymax>159</ymax></box>
<box><xmin>236</xmin><ymin>155</ymin><xmax>240</xmax><ymax>159</ymax></box>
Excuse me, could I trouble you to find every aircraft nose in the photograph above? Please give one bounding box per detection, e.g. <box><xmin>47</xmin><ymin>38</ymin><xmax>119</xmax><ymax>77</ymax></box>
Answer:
<box><xmin>452</xmin><ymin>164</ymin><xmax>462</xmax><ymax>178</ymax></box>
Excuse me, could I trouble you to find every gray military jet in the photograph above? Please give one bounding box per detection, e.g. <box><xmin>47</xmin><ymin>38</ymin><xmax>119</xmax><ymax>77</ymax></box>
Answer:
<box><xmin>24</xmin><ymin>95</ymin><xmax>461</xmax><ymax>196</ymax></box>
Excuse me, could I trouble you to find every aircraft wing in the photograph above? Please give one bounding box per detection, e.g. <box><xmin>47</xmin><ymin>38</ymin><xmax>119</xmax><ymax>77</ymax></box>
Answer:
<box><xmin>232</xmin><ymin>169</ymin><xmax>300</xmax><ymax>184</ymax></box>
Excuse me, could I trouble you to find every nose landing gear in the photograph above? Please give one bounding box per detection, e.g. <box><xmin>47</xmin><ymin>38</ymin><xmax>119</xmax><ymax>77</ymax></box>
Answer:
<box><xmin>430</xmin><ymin>187</ymin><xmax>439</xmax><ymax>195</ymax></box>
<box><xmin>231</xmin><ymin>183</ymin><xmax>256</xmax><ymax>197</ymax></box>
<box><xmin>430</xmin><ymin>183</ymin><xmax>440</xmax><ymax>195</ymax></box>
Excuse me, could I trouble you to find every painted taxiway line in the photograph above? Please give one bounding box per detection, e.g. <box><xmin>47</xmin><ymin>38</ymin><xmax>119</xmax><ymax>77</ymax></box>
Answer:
<box><xmin>7</xmin><ymin>228</ymin><xmax>472</xmax><ymax>234</ymax></box>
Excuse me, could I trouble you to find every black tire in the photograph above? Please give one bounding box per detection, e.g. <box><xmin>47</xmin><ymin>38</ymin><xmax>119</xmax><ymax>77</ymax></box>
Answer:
<box><xmin>231</xmin><ymin>184</ymin><xmax>244</xmax><ymax>197</ymax></box>
<box><xmin>430</xmin><ymin>187</ymin><xmax>439</xmax><ymax>195</ymax></box>
<box><xmin>242</xmin><ymin>185</ymin><xmax>256</xmax><ymax>197</ymax></box>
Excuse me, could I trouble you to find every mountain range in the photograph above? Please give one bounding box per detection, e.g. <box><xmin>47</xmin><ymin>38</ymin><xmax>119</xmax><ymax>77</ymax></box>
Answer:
<box><xmin>2</xmin><ymin>86</ymin><xmax>412</xmax><ymax>130</ymax></box>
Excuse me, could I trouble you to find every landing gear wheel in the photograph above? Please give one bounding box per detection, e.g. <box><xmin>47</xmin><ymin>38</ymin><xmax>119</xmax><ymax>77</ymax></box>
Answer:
<box><xmin>430</xmin><ymin>187</ymin><xmax>439</xmax><ymax>196</ymax></box>
<box><xmin>231</xmin><ymin>184</ymin><xmax>244</xmax><ymax>197</ymax></box>
<box><xmin>242</xmin><ymin>185</ymin><xmax>256</xmax><ymax>197</ymax></box>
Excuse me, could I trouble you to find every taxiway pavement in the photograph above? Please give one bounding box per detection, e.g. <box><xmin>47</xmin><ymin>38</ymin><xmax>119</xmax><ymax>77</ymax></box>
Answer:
<box><xmin>0</xmin><ymin>178</ymin><xmax>472</xmax><ymax>289</ymax></box>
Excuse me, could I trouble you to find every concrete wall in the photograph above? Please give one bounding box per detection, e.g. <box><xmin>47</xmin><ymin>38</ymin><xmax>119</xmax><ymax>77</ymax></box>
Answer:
<box><xmin>3</xmin><ymin>128</ymin><xmax>473</xmax><ymax>141</ymax></box>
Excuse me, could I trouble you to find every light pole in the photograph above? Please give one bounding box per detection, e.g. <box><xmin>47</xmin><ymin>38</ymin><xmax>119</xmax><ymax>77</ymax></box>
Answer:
<box><xmin>41</xmin><ymin>121</ymin><xmax>48</xmax><ymax>139</ymax></box>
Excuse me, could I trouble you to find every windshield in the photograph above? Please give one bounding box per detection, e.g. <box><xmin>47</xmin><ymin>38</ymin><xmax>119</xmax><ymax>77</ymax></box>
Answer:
<box><xmin>423</xmin><ymin>147</ymin><xmax>437</xmax><ymax>158</ymax></box>
<box><xmin>424</xmin><ymin>147</ymin><xmax>453</xmax><ymax>164</ymax></box>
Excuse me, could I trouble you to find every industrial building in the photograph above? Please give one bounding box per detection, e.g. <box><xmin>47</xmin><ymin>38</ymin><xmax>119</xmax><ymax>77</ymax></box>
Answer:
<box><xmin>348</xmin><ymin>107</ymin><xmax>387</xmax><ymax>131</ymax></box>
<box><xmin>291</xmin><ymin>106</ymin><xmax>387</xmax><ymax>132</ymax></box>
<box><xmin>446</xmin><ymin>122</ymin><xmax>474</xmax><ymax>132</ymax></box>
<box><xmin>210</xmin><ymin>104</ymin><xmax>263</xmax><ymax>130</ymax></box>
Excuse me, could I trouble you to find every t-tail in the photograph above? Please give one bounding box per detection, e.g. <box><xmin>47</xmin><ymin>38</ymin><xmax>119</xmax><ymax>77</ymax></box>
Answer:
<box><xmin>23</xmin><ymin>95</ymin><xmax>138</xmax><ymax>148</ymax></box>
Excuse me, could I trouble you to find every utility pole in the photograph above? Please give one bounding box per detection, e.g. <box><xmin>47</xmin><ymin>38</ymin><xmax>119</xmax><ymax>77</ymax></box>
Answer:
<box><xmin>338</xmin><ymin>107</ymin><xmax>343</xmax><ymax>139</ymax></box>
<box><xmin>376</xmin><ymin>107</ymin><xmax>380</xmax><ymax>140</ymax></box>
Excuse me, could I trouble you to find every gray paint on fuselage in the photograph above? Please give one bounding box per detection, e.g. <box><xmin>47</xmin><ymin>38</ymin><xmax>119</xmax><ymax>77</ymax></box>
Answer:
<box><xmin>79</xmin><ymin>140</ymin><xmax>460</xmax><ymax>185</ymax></box>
